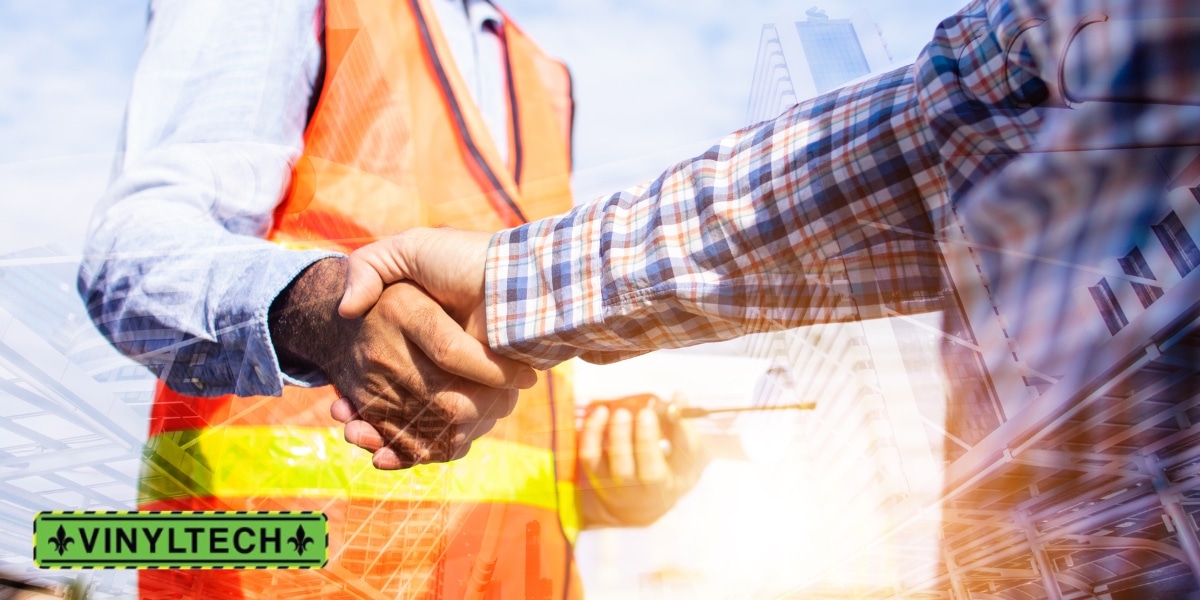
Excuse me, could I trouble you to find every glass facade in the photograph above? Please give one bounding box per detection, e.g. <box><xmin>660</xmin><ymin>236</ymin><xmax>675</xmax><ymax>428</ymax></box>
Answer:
<box><xmin>795</xmin><ymin>20</ymin><xmax>871</xmax><ymax>94</ymax></box>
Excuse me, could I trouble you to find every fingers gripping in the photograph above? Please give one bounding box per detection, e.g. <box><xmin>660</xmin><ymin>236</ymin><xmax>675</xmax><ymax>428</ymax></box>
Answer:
<box><xmin>634</xmin><ymin>406</ymin><xmax>670</xmax><ymax>485</ymax></box>
<box><xmin>394</xmin><ymin>286</ymin><xmax>537</xmax><ymax>390</ymax></box>
<box><xmin>579</xmin><ymin>404</ymin><xmax>609</xmax><ymax>477</ymax></box>
<box><xmin>329</xmin><ymin>249</ymin><xmax>532</xmax><ymax>470</ymax></box>
<box><xmin>339</xmin><ymin>237</ymin><xmax>411</xmax><ymax>318</ymax></box>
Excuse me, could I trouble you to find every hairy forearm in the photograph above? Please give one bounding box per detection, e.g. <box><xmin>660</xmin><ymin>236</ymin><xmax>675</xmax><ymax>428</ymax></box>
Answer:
<box><xmin>269</xmin><ymin>257</ymin><xmax>353</xmax><ymax>381</ymax></box>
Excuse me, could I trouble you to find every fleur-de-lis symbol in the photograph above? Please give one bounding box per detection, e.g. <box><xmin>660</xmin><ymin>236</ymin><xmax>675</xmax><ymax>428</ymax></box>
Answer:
<box><xmin>287</xmin><ymin>525</ymin><xmax>314</xmax><ymax>554</ymax></box>
<box><xmin>49</xmin><ymin>525</ymin><xmax>74</xmax><ymax>556</ymax></box>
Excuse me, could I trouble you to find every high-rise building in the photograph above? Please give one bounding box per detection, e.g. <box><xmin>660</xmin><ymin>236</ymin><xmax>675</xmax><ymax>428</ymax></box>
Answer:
<box><xmin>796</xmin><ymin>9</ymin><xmax>873</xmax><ymax>94</ymax></box>
<box><xmin>741</xmin><ymin>9</ymin><xmax>950</xmax><ymax>594</ymax></box>
<box><xmin>744</xmin><ymin>6</ymin><xmax>1200</xmax><ymax>598</ymax></box>
<box><xmin>745</xmin><ymin>7</ymin><xmax>892</xmax><ymax>124</ymax></box>
<box><xmin>0</xmin><ymin>242</ymin><xmax>151</xmax><ymax>597</ymax></box>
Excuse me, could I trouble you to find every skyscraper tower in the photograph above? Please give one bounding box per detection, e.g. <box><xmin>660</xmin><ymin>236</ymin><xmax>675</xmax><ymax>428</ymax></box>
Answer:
<box><xmin>744</xmin><ymin>7</ymin><xmax>1200</xmax><ymax>598</ymax></box>
<box><xmin>745</xmin><ymin>6</ymin><xmax>892</xmax><ymax>124</ymax></box>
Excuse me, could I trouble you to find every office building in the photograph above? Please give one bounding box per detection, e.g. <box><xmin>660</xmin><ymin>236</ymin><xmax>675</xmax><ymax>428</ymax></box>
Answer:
<box><xmin>744</xmin><ymin>6</ymin><xmax>1200</xmax><ymax>598</ymax></box>
<box><xmin>746</xmin><ymin>7</ymin><xmax>892</xmax><ymax>124</ymax></box>
<box><xmin>0</xmin><ymin>242</ymin><xmax>150</xmax><ymax>597</ymax></box>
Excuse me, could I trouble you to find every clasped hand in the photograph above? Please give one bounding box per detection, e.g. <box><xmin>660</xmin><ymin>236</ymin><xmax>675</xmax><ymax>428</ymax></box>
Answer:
<box><xmin>322</xmin><ymin>228</ymin><xmax>709</xmax><ymax>526</ymax></box>
<box><xmin>577</xmin><ymin>393</ymin><xmax>710</xmax><ymax>526</ymax></box>
<box><xmin>327</xmin><ymin>228</ymin><xmax>507</xmax><ymax>469</ymax></box>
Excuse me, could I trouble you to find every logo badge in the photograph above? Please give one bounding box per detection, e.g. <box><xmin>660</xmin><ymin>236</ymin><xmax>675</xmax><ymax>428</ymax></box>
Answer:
<box><xmin>33</xmin><ymin>511</ymin><xmax>327</xmax><ymax>569</ymax></box>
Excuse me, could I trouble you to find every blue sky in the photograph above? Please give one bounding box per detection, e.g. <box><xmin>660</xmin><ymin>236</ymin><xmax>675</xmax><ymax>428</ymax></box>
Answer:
<box><xmin>503</xmin><ymin>0</ymin><xmax>964</xmax><ymax>198</ymax></box>
<box><xmin>0</xmin><ymin>0</ymin><xmax>146</xmax><ymax>254</ymax></box>
<box><xmin>0</xmin><ymin>1</ymin><xmax>146</xmax><ymax>163</ymax></box>
<box><xmin>0</xmin><ymin>0</ymin><xmax>964</xmax><ymax>255</ymax></box>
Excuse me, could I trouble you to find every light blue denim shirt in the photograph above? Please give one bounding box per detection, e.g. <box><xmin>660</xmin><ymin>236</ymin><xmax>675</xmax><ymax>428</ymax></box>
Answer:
<box><xmin>78</xmin><ymin>0</ymin><xmax>507</xmax><ymax>397</ymax></box>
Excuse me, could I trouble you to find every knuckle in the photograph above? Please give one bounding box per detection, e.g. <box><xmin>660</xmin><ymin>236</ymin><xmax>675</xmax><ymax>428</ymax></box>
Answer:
<box><xmin>409</xmin><ymin>361</ymin><xmax>451</xmax><ymax>400</ymax></box>
<box><xmin>377</xmin><ymin>282</ymin><xmax>416</xmax><ymax>317</ymax></box>
<box><xmin>428</xmin><ymin>331</ymin><xmax>462</xmax><ymax>366</ymax></box>
<box><xmin>398</xmin><ymin>375</ymin><xmax>433</xmax><ymax>405</ymax></box>
<box><xmin>359</xmin><ymin>379</ymin><xmax>393</xmax><ymax>406</ymax></box>
<box><xmin>431</xmin><ymin>391</ymin><xmax>473</xmax><ymax>423</ymax></box>
<box><xmin>405</xmin><ymin>302</ymin><xmax>439</xmax><ymax>339</ymax></box>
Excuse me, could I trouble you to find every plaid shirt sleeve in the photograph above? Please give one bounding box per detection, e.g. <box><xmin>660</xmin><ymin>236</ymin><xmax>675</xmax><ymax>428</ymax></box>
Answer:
<box><xmin>485</xmin><ymin>0</ymin><xmax>1198</xmax><ymax>371</ymax></box>
<box><xmin>485</xmin><ymin>63</ymin><xmax>950</xmax><ymax>370</ymax></box>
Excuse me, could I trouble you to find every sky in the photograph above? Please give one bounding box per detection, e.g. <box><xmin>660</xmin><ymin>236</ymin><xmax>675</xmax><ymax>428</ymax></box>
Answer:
<box><xmin>0</xmin><ymin>0</ymin><xmax>965</xmax><ymax>256</ymax></box>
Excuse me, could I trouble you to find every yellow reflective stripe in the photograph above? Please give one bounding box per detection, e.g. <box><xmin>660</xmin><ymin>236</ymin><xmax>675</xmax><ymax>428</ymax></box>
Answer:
<box><xmin>556</xmin><ymin>480</ymin><xmax>580</xmax><ymax>544</ymax></box>
<box><xmin>141</xmin><ymin>427</ymin><xmax>576</xmax><ymax>522</ymax></box>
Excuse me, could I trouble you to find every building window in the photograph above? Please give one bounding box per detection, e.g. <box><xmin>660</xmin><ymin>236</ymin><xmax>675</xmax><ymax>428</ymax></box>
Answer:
<box><xmin>1116</xmin><ymin>246</ymin><xmax>1163</xmax><ymax>308</ymax></box>
<box><xmin>1089</xmin><ymin>278</ymin><xmax>1128</xmax><ymax>335</ymax></box>
<box><xmin>1152</xmin><ymin>211</ymin><xmax>1200</xmax><ymax>277</ymax></box>
<box><xmin>795</xmin><ymin>19</ymin><xmax>871</xmax><ymax>94</ymax></box>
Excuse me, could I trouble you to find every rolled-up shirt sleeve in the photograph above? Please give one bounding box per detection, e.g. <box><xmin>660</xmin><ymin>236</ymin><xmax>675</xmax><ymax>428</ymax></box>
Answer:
<box><xmin>77</xmin><ymin>0</ymin><xmax>337</xmax><ymax>397</ymax></box>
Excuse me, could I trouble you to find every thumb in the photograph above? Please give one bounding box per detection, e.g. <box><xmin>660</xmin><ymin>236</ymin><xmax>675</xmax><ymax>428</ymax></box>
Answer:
<box><xmin>337</xmin><ymin>237</ymin><xmax>411</xmax><ymax>318</ymax></box>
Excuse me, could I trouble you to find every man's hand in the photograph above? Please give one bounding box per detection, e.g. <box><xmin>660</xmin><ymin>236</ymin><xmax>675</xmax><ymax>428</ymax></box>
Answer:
<box><xmin>578</xmin><ymin>394</ymin><xmax>711</xmax><ymax>527</ymax></box>
<box><xmin>338</xmin><ymin>227</ymin><xmax>493</xmax><ymax>329</ymax></box>
<box><xmin>269</xmin><ymin>257</ymin><xmax>536</xmax><ymax>469</ymax></box>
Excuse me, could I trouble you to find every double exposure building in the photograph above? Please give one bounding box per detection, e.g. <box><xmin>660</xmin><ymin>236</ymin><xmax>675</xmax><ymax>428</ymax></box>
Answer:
<box><xmin>745</xmin><ymin>7</ymin><xmax>1200</xmax><ymax>599</ymax></box>
<box><xmin>0</xmin><ymin>241</ymin><xmax>152</xmax><ymax>596</ymax></box>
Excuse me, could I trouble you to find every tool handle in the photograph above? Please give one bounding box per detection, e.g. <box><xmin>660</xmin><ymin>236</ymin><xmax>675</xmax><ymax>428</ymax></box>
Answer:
<box><xmin>579</xmin><ymin>397</ymin><xmax>817</xmax><ymax>420</ymax></box>
<box><xmin>671</xmin><ymin>402</ymin><xmax>818</xmax><ymax>419</ymax></box>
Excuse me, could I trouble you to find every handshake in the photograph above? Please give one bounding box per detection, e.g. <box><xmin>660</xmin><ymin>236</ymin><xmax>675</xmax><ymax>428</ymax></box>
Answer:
<box><xmin>328</xmin><ymin>227</ymin><xmax>509</xmax><ymax>469</ymax></box>
<box><xmin>269</xmin><ymin>226</ymin><xmax>707</xmax><ymax>522</ymax></box>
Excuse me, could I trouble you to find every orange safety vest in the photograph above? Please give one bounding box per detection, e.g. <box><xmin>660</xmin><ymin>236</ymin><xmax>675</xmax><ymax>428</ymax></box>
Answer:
<box><xmin>138</xmin><ymin>0</ymin><xmax>581</xmax><ymax>597</ymax></box>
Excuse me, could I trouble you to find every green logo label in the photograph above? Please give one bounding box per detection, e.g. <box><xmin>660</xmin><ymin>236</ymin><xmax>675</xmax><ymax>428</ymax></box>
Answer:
<box><xmin>34</xmin><ymin>511</ymin><xmax>327</xmax><ymax>569</ymax></box>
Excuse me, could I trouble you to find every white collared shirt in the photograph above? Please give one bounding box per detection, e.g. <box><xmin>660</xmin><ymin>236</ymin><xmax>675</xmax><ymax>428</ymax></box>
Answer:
<box><xmin>79</xmin><ymin>0</ymin><xmax>516</xmax><ymax>396</ymax></box>
<box><xmin>433</xmin><ymin>0</ymin><xmax>509</xmax><ymax>161</ymax></box>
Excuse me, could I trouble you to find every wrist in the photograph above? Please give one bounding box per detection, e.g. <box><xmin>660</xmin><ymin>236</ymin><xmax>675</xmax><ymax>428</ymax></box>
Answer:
<box><xmin>579</xmin><ymin>486</ymin><xmax>626</xmax><ymax>530</ymax></box>
<box><xmin>268</xmin><ymin>256</ymin><xmax>354</xmax><ymax>379</ymax></box>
